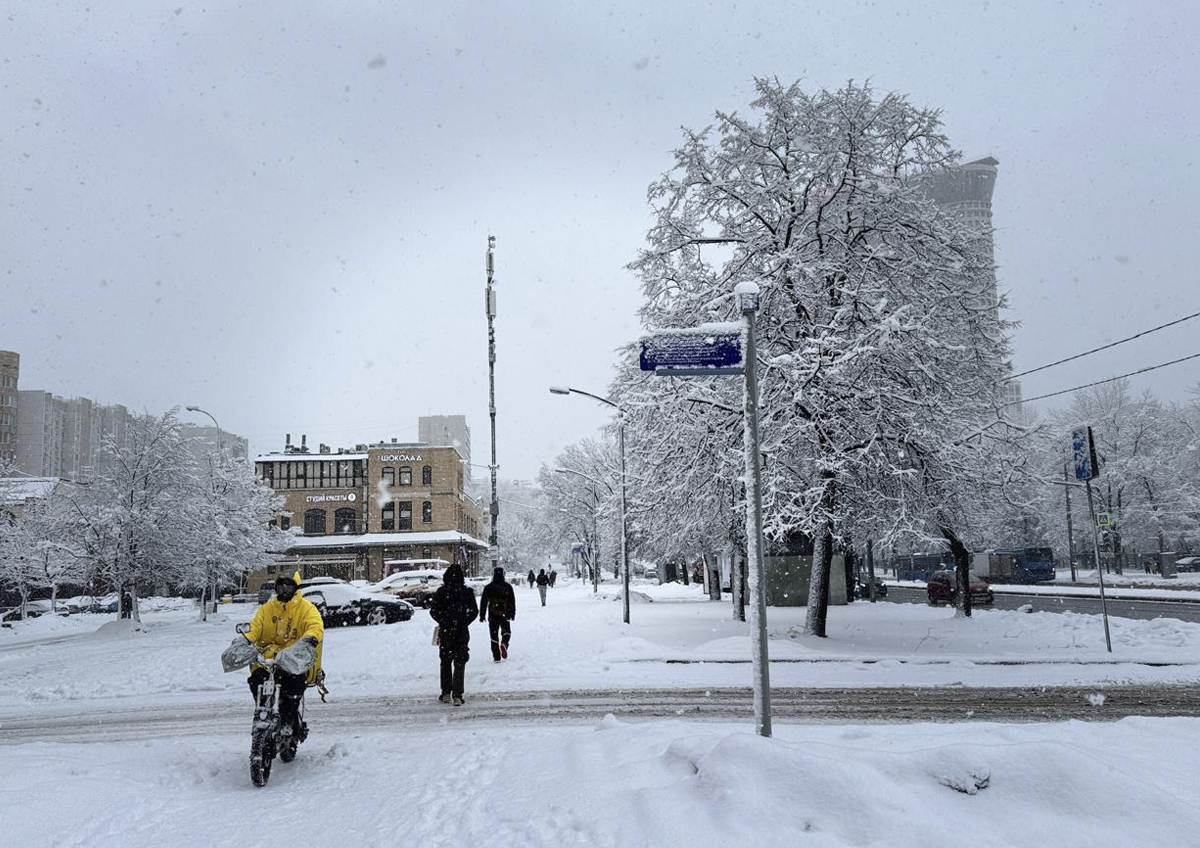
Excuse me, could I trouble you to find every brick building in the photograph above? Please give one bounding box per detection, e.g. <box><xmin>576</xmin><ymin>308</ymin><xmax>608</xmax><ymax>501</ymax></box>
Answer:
<box><xmin>249</xmin><ymin>438</ymin><xmax>487</xmax><ymax>589</ymax></box>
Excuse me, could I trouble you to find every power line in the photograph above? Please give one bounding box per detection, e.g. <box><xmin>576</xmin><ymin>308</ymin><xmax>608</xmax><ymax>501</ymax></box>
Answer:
<box><xmin>1008</xmin><ymin>309</ymin><xmax>1200</xmax><ymax>381</ymax></box>
<box><xmin>1007</xmin><ymin>351</ymin><xmax>1200</xmax><ymax>406</ymax></box>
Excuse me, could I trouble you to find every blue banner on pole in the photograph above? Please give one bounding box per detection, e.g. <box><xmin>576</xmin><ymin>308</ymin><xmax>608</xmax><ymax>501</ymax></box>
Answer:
<box><xmin>1072</xmin><ymin>426</ymin><xmax>1100</xmax><ymax>481</ymax></box>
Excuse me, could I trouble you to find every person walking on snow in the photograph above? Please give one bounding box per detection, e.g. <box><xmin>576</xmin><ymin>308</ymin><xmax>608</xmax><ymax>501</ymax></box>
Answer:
<box><xmin>536</xmin><ymin>568</ymin><xmax>550</xmax><ymax>606</ymax></box>
<box><xmin>429</xmin><ymin>563</ymin><xmax>479</xmax><ymax>706</ymax></box>
<box><xmin>548</xmin><ymin>568</ymin><xmax>558</xmax><ymax>588</ymax></box>
<box><xmin>527</xmin><ymin>569</ymin><xmax>536</xmax><ymax>589</ymax></box>
<box><xmin>479</xmin><ymin>566</ymin><xmax>516</xmax><ymax>661</ymax></box>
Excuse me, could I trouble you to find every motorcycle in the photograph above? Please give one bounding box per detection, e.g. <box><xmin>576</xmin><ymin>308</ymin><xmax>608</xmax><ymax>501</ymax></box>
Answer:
<box><xmin>222</xmin><ymin>623</ymin><xmax>318</xmax><ymax>787</ymax></box>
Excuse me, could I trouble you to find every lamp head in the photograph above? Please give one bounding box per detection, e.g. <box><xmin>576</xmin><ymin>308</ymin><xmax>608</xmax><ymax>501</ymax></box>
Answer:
<box><xmin>548</xmin><ymin>386</ymin><xmax>570</xmax><ymax>395</ymax></box>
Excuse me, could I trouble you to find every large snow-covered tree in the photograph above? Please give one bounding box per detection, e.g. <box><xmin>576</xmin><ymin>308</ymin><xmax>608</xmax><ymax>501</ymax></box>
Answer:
<box><xmin>620</xmin><ymin>79</ymin><xmax>1012</xmax><ymax>632</ymax></box>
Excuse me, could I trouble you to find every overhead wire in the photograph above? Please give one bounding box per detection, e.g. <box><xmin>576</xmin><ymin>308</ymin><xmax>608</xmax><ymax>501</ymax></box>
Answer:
<box><xmin>1008</xmin><ymin>309</ymin><xmax>1200</xmax><ymax>381</ymax></box>
<box><xmin>1007</xmin><ymin>352</ymin><xmax>1200</xmax><ymax>405</ymax></box>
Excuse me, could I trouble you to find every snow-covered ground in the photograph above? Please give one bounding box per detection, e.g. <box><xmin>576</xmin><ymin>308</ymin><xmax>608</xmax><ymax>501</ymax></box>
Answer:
<box><xmin>8</xmin><ymin>716</ymin><xmax>1200</xmax><ymax>847</ymax></box>
<box><xmin>2</xmin><ymin>580</ymin><xmax>1199</xmax><ymax>711</ymax></box>
<box><xmin>4</xmin><ymin>580</ymin><xmax>1200</xmax><ymax>847</ymax></box>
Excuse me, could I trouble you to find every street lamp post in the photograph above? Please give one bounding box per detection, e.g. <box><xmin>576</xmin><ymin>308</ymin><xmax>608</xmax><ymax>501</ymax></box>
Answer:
<box><xmin>549</xmin><ymin>386</ymin><xmax>630</xmax><ymax>624</ymax></box>
<box><xmin>185</xmin><ymin>404</ymin><xmax>222</xmax><ymax>615</ymax></box>
<box><xmin>735</xmin><ymin>280</ymin><xmax>771</xmax><ymax>738</ymax></box>
<box><xmin>185</xmin><ymin>405</ymin><xmax>222</xmax><ymax>457</ymax></box>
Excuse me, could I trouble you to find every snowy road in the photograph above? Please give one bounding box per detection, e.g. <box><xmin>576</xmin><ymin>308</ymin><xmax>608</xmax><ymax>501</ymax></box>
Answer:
<box><xmin>3</xmin><ymin>683</ymin><xmax>1196</xmax><ymax>744</ymax></box>
<box><xmin>886</xmin><ymin>585</ymin><xmax>1200</xmax><ymax>623</ymax></box>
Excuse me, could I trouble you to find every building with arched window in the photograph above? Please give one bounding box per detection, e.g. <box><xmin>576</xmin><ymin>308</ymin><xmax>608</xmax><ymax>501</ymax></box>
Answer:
<box><xmin>250</xmin><ymin>435</ymin><xmax>486</xmax><ymax>588</ymax></box>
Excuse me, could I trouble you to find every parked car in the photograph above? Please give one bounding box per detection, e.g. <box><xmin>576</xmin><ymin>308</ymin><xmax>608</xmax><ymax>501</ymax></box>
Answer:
<box><xmin>926</xmin><ymin>570</ymin><xmax>994</xmax><ymax>606</ymax></box>
<box><xmin>853</xmin><ymin>577</ymin><xmax>888</xmax><ymax>599</ymax></box>
<box><xmin>301</xmin><ymin>580</ymin><xmax>415</xmax><ymax>626</ymax></box>
<box><xmin>1</xmin><ymin>599</ymin><xmax>72</xmax><ymax>623</ymax></box>
<box><xmin>369</xmin><ymin>569</ymin><xmax>446</xmax><ymax>608</ymax></box>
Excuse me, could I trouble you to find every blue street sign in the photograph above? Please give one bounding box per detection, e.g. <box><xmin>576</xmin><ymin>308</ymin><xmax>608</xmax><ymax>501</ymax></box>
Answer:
<box><xmin>639</xmin><ymin>327</ymin><xmax>743</xmax><ymax>374</ymax></box>
<box><xmin>1072</xmin><ymin>425</ymin><xmax>1100</xmax><ymax>481</ymax></box>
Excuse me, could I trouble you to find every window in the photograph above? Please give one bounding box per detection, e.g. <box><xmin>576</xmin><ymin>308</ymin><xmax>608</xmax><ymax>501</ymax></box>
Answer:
<box><xmin>399</xmin><ymin>501</ymin><xmax>412</xmax><ymax>530</ymax></box>
<box><xmin>422</xmin><ymin>500</ymin><xmax>432</xmax><ymax>524</ymax></box>
<box><xmin>280</xmin><ymin>515</ymin><xmax>291</xmax><ymax>531</ymax></box>
<box><xmin>382</xmin><ymin>502</ymin><xmax>395</xmax><ymax>531</ymax></box>
<box><xmin>399</xmin><ymin>466</ymin><xmax>412</xmax><ymax>486</ymax></box>
<box><xmin>303</xmin><ymin>509</ymin><xmax>326</xmax><ymax>535</ymax></box>
<box><xmin>334</xmin><ymin>507</ymin><xmax>357</xmax><ymax>533</ymax></box>
<box><xmin>422</xmin><ymin>465</ymin><xmax>432</xmax><ymax>485</ymax></box>
<box><xmin>382</xmin><ymin>466</ymin><xmax>395</xmax><ymax>486</ymax></box>
<box><xmin>421</xmin><ymin>547</ymin><xmax>432</xmax><ymax>559</ymax></box>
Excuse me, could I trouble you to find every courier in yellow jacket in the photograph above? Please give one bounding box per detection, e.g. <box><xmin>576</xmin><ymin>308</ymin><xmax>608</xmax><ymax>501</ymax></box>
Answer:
<box><xmin>246</xmin><ymin>572</ymin><xmax>325</xmax><ymax>685</ymax></box>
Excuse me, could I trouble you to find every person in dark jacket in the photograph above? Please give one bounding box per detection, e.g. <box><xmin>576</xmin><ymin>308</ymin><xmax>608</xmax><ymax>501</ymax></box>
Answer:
<box><xmin>527</xmin><ymin>569</ymin><xmax>535</xmax><ymax>589</ymax></box>
<box><xmin>429</xmin><ymin>563</ymin><xmax>479</xmax><ymax>705</ymax></box>
<box><xmin>535</xmin><ymin>568</ymin><xmax>550</xmax><ymax>606</ymax></box>
<box><xmin>478</xmin><ymin>566</ymin><xmax>516</xmax><ymax>662</ymax></box>
<box><xmin>548</xmin><ymin>569</ymin><xmax>558</xmax><ymax>588</ymax></box>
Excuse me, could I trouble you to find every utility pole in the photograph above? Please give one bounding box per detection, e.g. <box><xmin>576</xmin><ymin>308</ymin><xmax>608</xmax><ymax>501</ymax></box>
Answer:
<box><xmin>1063</xmin><ymin>462</ymin><xmax>1077</xmax><ymax>582</ymax></box>
<box><xmin>486</xmin><ymin>236</ymin><xmax>499</xmax><ymax>577</ymax></box>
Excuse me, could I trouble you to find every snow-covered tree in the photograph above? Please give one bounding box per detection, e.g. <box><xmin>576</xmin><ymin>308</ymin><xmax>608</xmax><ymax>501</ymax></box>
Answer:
<box><xmin>0</xmin><ymin>480</ymin><xmax>88</xmax><ymax>616</ymax></box>
<box><xmin>495</xmin><ymin>479</ymin><xmax>554</xmax><ymax>576</ymax></box>
<box><xmin>175</xmin><ymin>445</ymin><xmax>290</xmax><ymax>620</ymax></box>
<box><xmin>621</xmin><ymin>79</ymin><xmax>1012</xmax><ymax>632</ymax></box>
<box><xmin>1048</xmin><ymin>381</ymin><xmax>1200</xmax><ymax>567</ymax></box>
<box><xmin>539</xmin><ymin>437</ymin><xmax>625</xmax><ymax>584</ymax></box>
<box><xmin>67</xmin><ymin>411</ymin><xmax>196</xmax><ymax>621</ymax></box>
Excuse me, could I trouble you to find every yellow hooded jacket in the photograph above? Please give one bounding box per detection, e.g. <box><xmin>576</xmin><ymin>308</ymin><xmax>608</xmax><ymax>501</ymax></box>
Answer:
<box><xmin>245</xmin><ymin>592</ymin><xmax>325</xmax><ymax>684</ymax></box>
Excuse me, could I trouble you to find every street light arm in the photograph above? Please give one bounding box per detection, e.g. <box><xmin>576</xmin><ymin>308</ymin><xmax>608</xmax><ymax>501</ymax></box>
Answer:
<box><xmin>553</xmin><ymin>466</ymin><xmax>615</xmax><ymax>495</ymax></box>
<box><xmin>548</xmin><ymin>385</ymin><xmax>620</xmax><ymax>412</ymax></box>
<box><xmin>185</xmin><ymin>405</ymin><xmax>222</xmax><ymax>454</ymax></box>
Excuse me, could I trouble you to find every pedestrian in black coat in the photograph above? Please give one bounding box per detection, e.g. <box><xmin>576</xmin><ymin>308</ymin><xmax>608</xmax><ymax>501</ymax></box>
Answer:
<box><xmin>527</xmin><ymin>569</ymin><xmax>535</xmax><ymax>589</ymax></box>
<box><xmin>548</xmin><ymin>569</ymin><xmax>558</xmax><ymax>588</ymax></box>
<box><xmin>535</xmin><ymin>568</ymin><xmax>550</xmax><ymax>606</ymax></box>
<box><xmin>478</xmin><ymin>566</ymin><xmax>516</xmax><ymax>661</ymax></box>
<box><xmin>429</xmin><ymin>563</ymin><xmax>479</xmax><ymax>705</ymax></box>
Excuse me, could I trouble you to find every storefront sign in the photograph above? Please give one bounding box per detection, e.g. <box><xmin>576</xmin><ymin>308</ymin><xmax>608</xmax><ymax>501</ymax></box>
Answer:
<box><xmin>378</xmin><ymin>454</ymin><xmax>423</xmax><ymax>462</ymax></box>
<box><xmin>305</xmin><ymin>493</ymin><xmax>358</xmax><ymax>503</ymax></box>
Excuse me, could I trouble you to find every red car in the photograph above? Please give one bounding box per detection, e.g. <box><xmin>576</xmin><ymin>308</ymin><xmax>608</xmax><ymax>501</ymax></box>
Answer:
<box><xmin>926</xmin><ymin>570</ymin><xmax>994</xmax><ymax>606</ymax></box>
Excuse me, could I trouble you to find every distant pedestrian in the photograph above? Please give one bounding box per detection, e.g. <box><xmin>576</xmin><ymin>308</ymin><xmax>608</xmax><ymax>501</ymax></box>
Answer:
<box><xmin>536</xmin><ymin>568</ymin><xmax>549</xmax><ymax>606</ymax></box>
<box><xmin>548</xmin><ymin>569</ymin><xmax>558</xmax><ymax>588</ymax></box>
<box><xmin>479</xmin><ymin>567</ymin><xmax>516</xmax><ymax>662</ymax></box>
<box><xmin>429</xmin><ymin>563</ymin><xmax>479</xmax><ymax>706</ymax></box>
<box><xmin>527</xmin><ymin>569</ymin><xmax>536</xmax><ymax>589</ymax></box>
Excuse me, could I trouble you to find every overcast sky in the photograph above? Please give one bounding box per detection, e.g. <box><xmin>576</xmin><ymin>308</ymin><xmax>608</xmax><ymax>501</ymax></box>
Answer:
<box><xmin>3</xmin><ymin>0</ymin><xmax>1199</xmax><ymax>479</ymax></box>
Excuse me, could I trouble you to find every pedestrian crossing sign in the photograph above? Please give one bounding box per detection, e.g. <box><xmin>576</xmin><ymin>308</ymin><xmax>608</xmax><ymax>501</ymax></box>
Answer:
<box><xmin>1096</xmin><ymin>512</ymin><xmax>1111</xmax><ymax>528</ymax></box>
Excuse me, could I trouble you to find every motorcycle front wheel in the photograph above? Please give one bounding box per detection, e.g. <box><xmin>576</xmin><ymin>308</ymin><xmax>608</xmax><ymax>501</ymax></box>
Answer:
<box><xmin>250</xmin><ymin>725</ymin><xmax>276</xmax><ymax>787</ymax></box>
